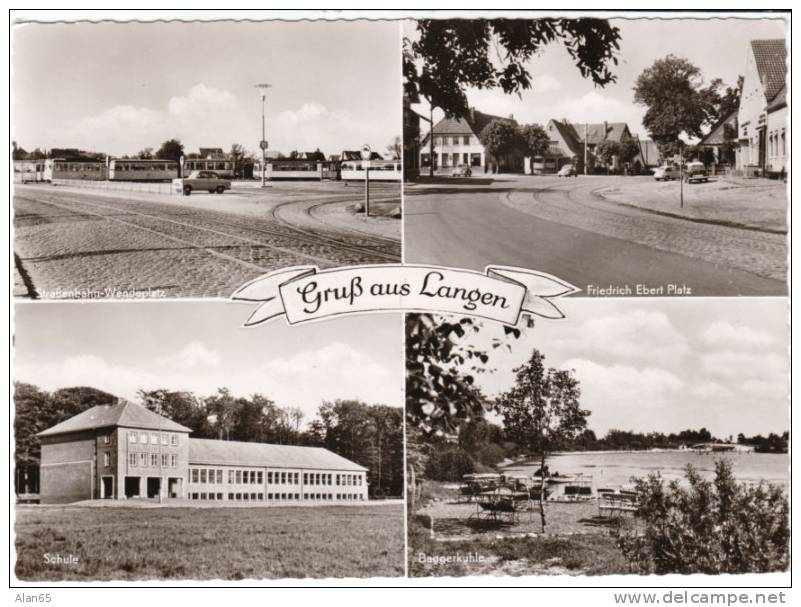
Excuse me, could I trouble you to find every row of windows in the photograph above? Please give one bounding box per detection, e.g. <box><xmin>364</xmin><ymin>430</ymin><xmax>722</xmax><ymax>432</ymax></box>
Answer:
<box><xmin>190</xmin><ymin>468</ymin><xmax>264</xmax><ymax>485</ymax></box>
<box><xmin>128</xmin><ymin>431</ymin><xmax>179</xmax><ymax>446</ymax></box>
<box><xmin>188</xmin><ymin>469</ymin><xmax>363</xmax><ymax>486</ymax></box>
<box><xmin>768</xmin><ymin>128</ymin><xmax>787</xmax><ymax>158</ymax></box>
<box><xmin>433</xmin><ymin>135</ymin><xmax>473</xmax><ymax>146</ymax></box>
<box><xmin>128</xmin><ymin>452</ymin><xmax>177</xmax><ymax>468</ymax></box>
<box><xmin>113</xmin><ymin>163</ymin><xmax>177</xmax><ymax>172</ymax></box>
<box><xmin>188</xmin><ymin>492</ymin><xmax>365</xmax><ymax>501</ymax></box>
<box><xmin>184</xmin><ymin>161</ymin><xmax>232</xmax><ymax>171</ymax></box>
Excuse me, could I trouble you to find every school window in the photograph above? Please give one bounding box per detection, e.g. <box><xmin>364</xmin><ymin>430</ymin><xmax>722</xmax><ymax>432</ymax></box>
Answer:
<box><xmin>162</xmin><ymin>454</ymin><xmax>168</xmax><ymax>467</ymax></box>
<box><xmin>236</xmin><ymin>470</ymin><xmax>242</xmax><ymax>484</ymax></box>
<box><xmin>151</xmin><ymin>454</ymin><xmax>158</xmax><ymax>467</ymax></box>
<box><xmin>171</xmin><ymin>434</ymin><xmax>178</xmax><ymax>446</ymax></box>
<box><xmin>104</xmin><ymin>452</ymin><xmax>110</xmax><ymax>467</ymax></box>
<box><xmin>103</xmin><ymin>434</ymin><xmax>110</xmax><ymax>444</ymax></box>
<box><xmin>216</xmin><ymin>470</ymin><xmax>223</xmax><ymax>483</ymax></box>
<box><xmin>281</xmin><ymin>472</ymin><xmax>287</xmax><ymax>484</ymax></box>
<box><xmin>268</xmin><ymin>471</ymin><xmax>273</xmax><ymax>484</ymax></box>
<box><xmin>201</xmin><ymin>492</ymin><xmax>207</xmax><ymax>500</ymax></box>
<box><xmin>171</xmin><ymin>455</ymin><xmax>177</xmax><ymax>468</ymax></box>
<box><xmin>161</xmin><ymin>434</ymin><xmax>168</xmax><ymax>445</ymax></box>
<box><xmin>192</xmin><ymin>469</ymin><xmax>199</xmax><ymax>483</ymax></box>
<box><xmin>200</xmin><ymin>469</ymin><xmax>207</xmax><ymax>483</ymax></box>
<box><xmin>229</xmin><ymin>470</ymin><xmax>235</xmax><ymax>483</ymax></box>
<box><xmin>139</xmin><ymin>453</ymin><xmax>147</xmax><ymax>466</ymax></box>
<box><xmin>336</xmin><ymin>474</ymin><xmax>340</xmax><ymax>486</ymax></box>
<box><xmin>150</xmin><ymin>433</ymin><xmax>158</xmax><ymax>444</ymax></box>
<box><xmin>129</xmin><ymin>432</ymin><xmax>137</xmax><ymax>444</ymax></box>
<box><xmin>294</xmin><ymin>472</ymin><xmax>300</xmax><ymax>484</ymax></box>
<box><xmin>303</xmin><ymin>473</ymin><xmax>308</xmax><ymax>484</ymax></box>
<box><xmin>463</xmin><ymin>135</ymin><xmax>470</xmax><ymax>145</ymax></box>
<box><xmin>258</xmin><ymin>493</ymin><xmax>264</xmax><ymax>500</ymax></box>
<box><xmin>256</xmin><ymin>471</ymin><xmax>263</xmax><ymax>484</ymax></box>
<box><xmin>228</xmin><ymin>493</ymin><xmax>234</xmax><ymax>500</ymax></box>
<box><xmin>140</xmin><ymin>432</ymin><xmax>148</xmax><ymax>444</ymax></box>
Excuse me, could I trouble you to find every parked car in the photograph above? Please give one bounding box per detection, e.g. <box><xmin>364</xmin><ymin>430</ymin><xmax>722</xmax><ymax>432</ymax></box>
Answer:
<box><xmin>452</xmin><ymin>164</ymin><xmax>472</xmax><ymax>177</ymax></box>
<box><xmin>684</xmin><ymin>161</ymin><xmax>709</xmax><ymax>183</ymax></box>
<box><xmin>653</xmin><ymin>165</ymin><xmax>678</xmax><ymax>181</ymax></box>
<box><xmin>557</xmin><ymin>164</ymin><xmax>577</xmax><ymax>177</ymax></box>
<box><xmin>176</xmin><ymin>170</ymin><xmax>232</xmax><ymax>196</ymax></box>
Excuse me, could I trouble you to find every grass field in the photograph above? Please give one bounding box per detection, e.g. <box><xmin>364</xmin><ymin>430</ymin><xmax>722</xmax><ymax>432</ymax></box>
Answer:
<box><xmin>15</xmin><ymin>504</ymin><xmax>404</xmax><ymax>581</ymax></box>
<box><xmin>408</xmin><ymin>514</ymin><xmax>632</xmax><ymax>577</ymax></box>
<box><xmin>409</xmin><ymin>480</ymin><xmax>634</xmax><ymax>577</ymax></box>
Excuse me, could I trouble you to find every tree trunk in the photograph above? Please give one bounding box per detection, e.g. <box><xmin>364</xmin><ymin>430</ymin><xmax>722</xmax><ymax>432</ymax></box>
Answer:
<box><xmin>538</xmin><ymin>452</ymin><xmax>547</xmax><ymax>533</ymax></box>
<box><xmin>429</xmin><ymin>106</ymin><xmax>435</xmax><ymax>178</ymax></box>
<box><xmin>407</xmin><ymin>463</ymin><xmax>416</xmax><ymax>512</ymax></box>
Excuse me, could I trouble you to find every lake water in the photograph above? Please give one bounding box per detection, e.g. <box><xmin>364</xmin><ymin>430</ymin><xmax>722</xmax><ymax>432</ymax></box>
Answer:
<box><xmin>503</xmin><ymin>451</ymin><xmax>790</xmax><ymax>490</ymax></box>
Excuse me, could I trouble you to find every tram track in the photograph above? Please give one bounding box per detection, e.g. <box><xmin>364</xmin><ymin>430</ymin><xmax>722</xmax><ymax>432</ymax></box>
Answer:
<box><xmin>15</xmin><ymin>189</ymin><xmax>400</xmax><ymax>267</ymax></box>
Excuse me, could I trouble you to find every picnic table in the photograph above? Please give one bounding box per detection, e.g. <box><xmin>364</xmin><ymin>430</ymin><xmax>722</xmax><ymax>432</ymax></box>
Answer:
<box><xmin>469</xmin><ymin>486</ymin><xmax>532</xmax><ymax>524</ymax></box>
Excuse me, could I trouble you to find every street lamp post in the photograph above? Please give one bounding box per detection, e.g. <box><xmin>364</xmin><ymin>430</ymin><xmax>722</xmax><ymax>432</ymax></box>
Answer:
<box><xmin>361</xmin><ymin>144</ymin><xmax>372</xmax><ymax>217</ymax></box>
<box><xmin>255</xmin><ymin>83</ymin><xmax>272</xmax><ymax>188</ymax></box>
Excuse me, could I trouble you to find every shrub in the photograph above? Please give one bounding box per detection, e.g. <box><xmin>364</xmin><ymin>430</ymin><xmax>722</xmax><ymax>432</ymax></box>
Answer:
<box><xmin>424</xmin><ymin>444</ymin><xmax>475</xmax><ymax>481</ymax></box>
<box><xmin>619</xmin><ymin>460</ymin><xmax>789</xmax><ymax>574</ymax></box>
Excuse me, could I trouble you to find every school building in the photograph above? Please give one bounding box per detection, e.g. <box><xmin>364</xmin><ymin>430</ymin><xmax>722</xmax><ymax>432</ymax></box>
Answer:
<box><xmin>37</xmin><ymin>402</ymin><xmax>369</xmax><ymax>505</ymax></box>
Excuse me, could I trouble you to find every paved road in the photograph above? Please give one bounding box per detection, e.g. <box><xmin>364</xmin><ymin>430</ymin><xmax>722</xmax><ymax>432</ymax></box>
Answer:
<box><xmin>404</xmin><ymin>175</ymin><xmax>786</xmax><ymax>297</ymax></box>
<box><xmin>14</xmin><ymin>183</ymin><xmax>401</xmax><ymax>299</ymax></box>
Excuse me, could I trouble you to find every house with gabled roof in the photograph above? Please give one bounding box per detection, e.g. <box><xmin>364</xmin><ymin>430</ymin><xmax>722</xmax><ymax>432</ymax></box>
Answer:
<box><xmin>736</xmin><ymin>39</ymin><xmax>787</xmax><ymax>176</ymax></box>
<box><xmin>536</xmin><ymin>119</ymin><xmax>641</xmax><ymax>174</ymax></box>
<box><xmin>420</xmin><ymin>107</ymin><xmax>519</xmax><ymax>173</ymax></box>
<box><xmin>36</xmin><ymin>402</ymin><xmax>368</xmax><ymax>504</ymax></box>
<box><xmin>698</xmin><ymin>110</ymin><xmax>738</xmax><ymax>168</ymax></box>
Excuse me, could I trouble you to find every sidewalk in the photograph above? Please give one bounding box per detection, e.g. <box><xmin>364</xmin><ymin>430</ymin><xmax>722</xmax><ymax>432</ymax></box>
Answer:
<box><xmin>595</xmin><ymin>176</ymin><xmax>787</xmax><ymax>233</ymax></box>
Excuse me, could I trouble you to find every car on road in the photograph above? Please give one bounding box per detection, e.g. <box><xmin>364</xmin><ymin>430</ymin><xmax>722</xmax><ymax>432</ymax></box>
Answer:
<box><xmin>684</xmin><ymin>161</ymin><xmax>709</xmax><ymax>183</ymax></box>
<box><xmin>653</xmin><ymin>165</ymin><xmax>678</xmax><ymax>181</ymax></box>
<box><xmin>452</xmin><ymin>164</ymin><xmax>472</xmax><ymax>177</ymax></box>
<box><xmin>557</xmin><ymin>165</ymin><xmax>578</xmax><ymax>177</ymax></box>
<box><xmin>176</xmin><ymin>171</ymin><xmax>232</xmax><ymax>196</ymax></box>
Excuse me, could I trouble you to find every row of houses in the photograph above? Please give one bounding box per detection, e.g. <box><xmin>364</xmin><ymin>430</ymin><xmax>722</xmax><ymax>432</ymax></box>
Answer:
<box><xmin>410</xmin><ymin>37</ymin><xmax>786</xmax><ymax>179</ymax></box>
<box><xmin>416</xmin><ymin>109</ymin><xmax>654</xmax><ymax>176</ymax></box>
<box><xmin>37</xmin><ymin>401</ymin><xmax>369</xmax><ymax>504</ymax></box>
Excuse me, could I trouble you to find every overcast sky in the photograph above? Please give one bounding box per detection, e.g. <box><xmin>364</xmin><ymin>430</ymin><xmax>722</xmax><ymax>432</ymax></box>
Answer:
<box><xmin>407</xmin><ymin>16</ymin><xmax>787</xmax><ymax>140</ymax></box>
<box><xmin>14</xmin><ymin>303</ymin><xmax>403</xmax><ymax>424</ymax></box>
<box><xmin>469</xmin><ymin>298</ymin><xmax>788</xmax><ymax>439</ymax></box>
<box><xmin>12</xmin><ymin>20</ymin><xmax>401</xmax><ymax>157</ymax></box>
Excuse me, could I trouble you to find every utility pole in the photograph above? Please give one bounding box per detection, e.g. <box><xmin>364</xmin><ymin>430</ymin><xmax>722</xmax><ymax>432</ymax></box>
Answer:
<box><xmin>255</xmin><ymin>83</ymin><xmax>272</xmax><ymax>188</ymax></box>
<box><xmin>679</xmin><ymin>141</ymin><xmax>685</xmax><ymax>209</ymax></box>
<box><xmin>361</xmin><ymin>144</ymin><xmax>372</xmax><ymax>217</ymax></box>
<box><xmin>584</xmin><ymin>123</ymin><xmax>589</xmax><ymax>175</ymax></box>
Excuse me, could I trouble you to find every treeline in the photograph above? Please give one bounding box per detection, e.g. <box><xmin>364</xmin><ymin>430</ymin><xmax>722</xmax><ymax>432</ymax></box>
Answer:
<box><xmin>418</xmin><ymin>419</ymin><xmax>789</xmax><ymax>482</ymax></box>
<box><xmin>14</xmin><ymin>382</ymin><xmax>403</xmax><ymax>498</ymax></box>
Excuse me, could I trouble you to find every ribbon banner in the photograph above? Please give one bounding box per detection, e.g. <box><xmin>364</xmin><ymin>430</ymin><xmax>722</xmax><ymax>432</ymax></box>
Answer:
<box><xmin>231</xmin><ymin>264</ymin><xmax>580</xmax><ymax>327</ymax></box>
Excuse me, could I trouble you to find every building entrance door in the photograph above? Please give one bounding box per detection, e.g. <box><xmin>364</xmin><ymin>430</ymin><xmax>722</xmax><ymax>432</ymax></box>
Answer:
<box><xmin>101</xmin><ymin>476</ymin><xmax>114</xmax><ymax>499</ymax></box>
<box><xmin>758</xmin><ymin>127</ymin><xmax>767</xmax><ymax>172</ymax></box>
<box><xmin>146</xmin><ymin>477</ymin><xmax>161</xmax><ymax>498</ymax></box>
<box><xmin>124</xmin><ymin>476</ymin><xmax>140</xmax><ymax>498</ymax></box>
<box><xmin>168</xmin><ymin>478</ymin><xmax>182</xmax><ymax>499</ymax></box>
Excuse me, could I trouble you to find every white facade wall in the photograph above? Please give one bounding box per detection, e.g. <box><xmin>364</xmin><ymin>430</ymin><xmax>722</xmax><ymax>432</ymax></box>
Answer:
<box><xmin>186</xmin><ymin>464</ymin><xmax>368</xmax><ymax>504</ymax></box>
<box><xmin>421</xmin><ymin>134</ymin><xmax>485</xmax><ymax>171</ymax></box>
<box><xmin>766</xmin><ymin>106</ymin><xmax>788</xmax><ymax>174</ymax></box>
<box><xmin>736</xmin><ymin>46</ymin><xmax>770</xmax><ymax>172</ymax></box>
